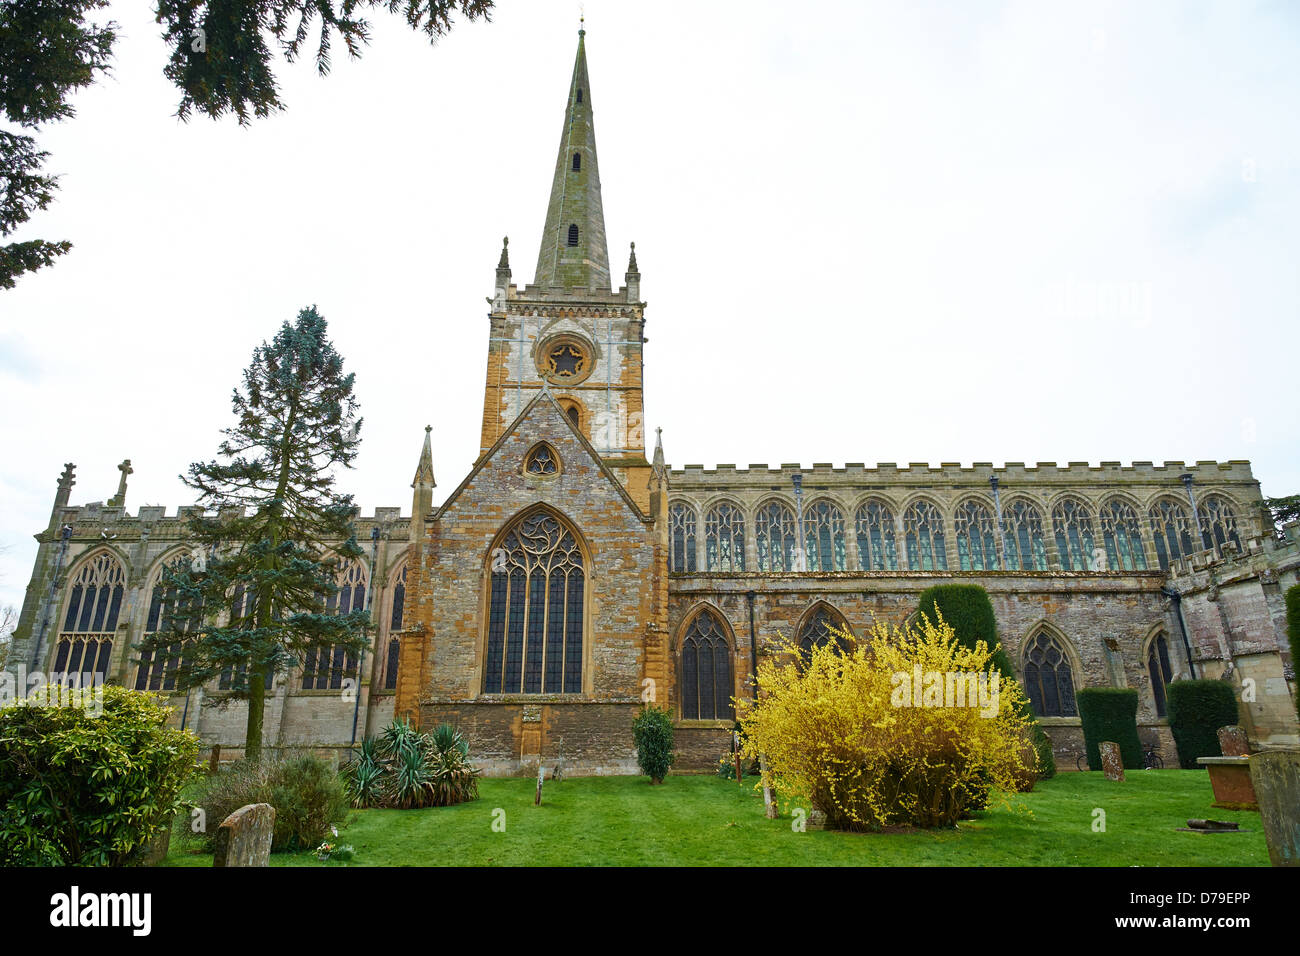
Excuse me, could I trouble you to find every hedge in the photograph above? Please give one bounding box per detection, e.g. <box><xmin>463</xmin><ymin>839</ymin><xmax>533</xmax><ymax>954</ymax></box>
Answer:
<box><xmin>1166</xmin><ymin>679</ymin><xmax>1239</xmax><ymax>769</ymax></box>
<box><xmin>915</xmin><ymin>584</ymin><xmax>1015</xmax><ymax>681</ymax></box>
<box><xmin>1076</xmin><ymin>688</ymin><xmax>1143</xmax><ymax>770</ymax></box>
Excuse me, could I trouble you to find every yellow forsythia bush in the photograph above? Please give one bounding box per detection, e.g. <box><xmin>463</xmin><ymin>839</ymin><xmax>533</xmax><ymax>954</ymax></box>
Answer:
<box><xmin>737</xmin><ymin>613</ymin><xmax>1036</xmax><ymax>830</ymax></box>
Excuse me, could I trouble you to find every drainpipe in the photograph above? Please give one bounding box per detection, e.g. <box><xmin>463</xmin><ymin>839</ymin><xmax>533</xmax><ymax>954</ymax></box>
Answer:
<box><xmin>350</xmin><ymin>526</ymin><xmax>380</xmax><ymax>748</ymax></box>
<box><xmin>745</xmin><ymin>590</ymin><xmax>759</xmax><ymax>697</ymax></box>
<box><xmin>1180</xmin><ymin>473</ymin><xmax>1209</xmax><ymax>553</ymax></box>
<box><xmin>989</xmin><ymin>475</ymin><xmax>1006</xmax><ymax>569</ymax></box>
<box><xmin>31</xmin><ymin>524</ymin><xmax>73</xmax><ymax>670</ymax></box>
<box><xmin>1161</xmin><ymin>584</ymin><xmax>1197</xmax><ymax>680</ymax></box>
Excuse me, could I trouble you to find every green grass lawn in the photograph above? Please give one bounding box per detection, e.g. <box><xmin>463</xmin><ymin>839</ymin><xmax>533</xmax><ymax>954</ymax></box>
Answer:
<box><xmin>164</xmin><ymin>770</ymin><xmax>1269</xmax><ymax>867</ymax></box>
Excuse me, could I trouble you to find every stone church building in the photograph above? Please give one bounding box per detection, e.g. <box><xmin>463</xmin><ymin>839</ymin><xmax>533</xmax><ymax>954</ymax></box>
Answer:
<box><xmin>7</xmin><ymin>31</ymin><xmax>1298</xmax><ymax>773</ymax></box>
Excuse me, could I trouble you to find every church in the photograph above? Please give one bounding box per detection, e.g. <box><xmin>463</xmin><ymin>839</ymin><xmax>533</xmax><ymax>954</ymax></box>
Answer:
<box><xmin>7</xmin><ymin>30</ymin><xmax>1298</xmax><ymax>773</ymax></box>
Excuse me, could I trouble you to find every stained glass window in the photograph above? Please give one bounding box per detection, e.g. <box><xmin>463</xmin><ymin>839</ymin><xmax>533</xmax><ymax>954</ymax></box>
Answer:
<box><xmin>384</xmin><ymin>562</ymin><xmax>407</xmax><ymax>691</ymax></box>
<box><xmin>680</xmin><ymin>610</ymin><xmax>733</xmax><ymax>720</ymax></box>
<box><xmin>669</xmin><ymin>503</ymin><xmax>697</xmax><ymax>573</ymax></box>
<box><xmin>1052</xmin><ymin>498</ymin><xmax>1097</xmax><ymax>571</ymax></box>
<box><xmin>525</xmin><ymin>443</ymin><xmax>559</xmax><ymax>476</ymax></box>
<box><xmin>705</xmin><ymin>503</ymin><xmax>745</xmax><ymax>572</ymax></box>
<box><xmin>855</xmin><ymin>499</ymin><xmax>898</xmax><ymax>571</ymax></box>
<box><xmin>483</xmin><ymin>510</ymin><xmax>585</xmax><ymax>694</ymax></box>
<box><xmin>755</xmin><ymin>501</ymin><xmax>798</xmax><ymax>572</ymax></box>
<box><xmin>135</xmin><ymin>555</ymin><xmax>197</xmax><ymax>692</ymax></box>
<box><xmin>1148</xmin><ymin>632</ymin><xmax>1173</xmax><ymax>718</ymax></box>
<box><xmin>1199</xmin><ymin>495</ymin><xmax>1242</xmax><ymax>555</ymax></box>
<box><xmin>1003</xmin><ymin>499</ymin><xmax>1048</xmax><ymax>571</ymax></box>
<box><xmin>954</xmin><ymin>499</ymin><xmax>999</xmax><ymax>571</ymax></box>
<box><xmin>1099</xmin><ymin>499</ymin><xmax>1147</xmax><ymax>571</ymax></box>
<box><xmin>302</xmin><ymin>559</ymin><xmax>367</xmax><ymax>690</ymax></box>
<box><xmin>903</xmin><ymin>501</ymin><xmax>947</xmax><ymax>571</ymax></box>
<box><xmin>796</xmin><ymin>605</ymin><xmax>851</xmax><ymax>661</ymax></box>
<box><xmin>1023</xmin><ymin>630</ymin><xmax>1078</xmax><ymax>717</ymax></box>
<box><xmin>54</xmin><ymin>550</ymin><xmax>124</xmax><ymax>681</ymax></box>
<box><xmin>804</xmin><ymin>500</ymin><xmax>846</xmax><ymax>572</ymax></box>
<box><xmin>1149</xmin><ymin>498</ymin><xmax>1195</xmax><ymax>570</ymax></box>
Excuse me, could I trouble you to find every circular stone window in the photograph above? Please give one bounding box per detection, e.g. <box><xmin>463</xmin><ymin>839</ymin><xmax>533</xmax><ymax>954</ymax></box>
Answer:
<box><xmin>537</xmin><ymin>335</ymin><xmax>594</xmax><ymax>385</ymax></box>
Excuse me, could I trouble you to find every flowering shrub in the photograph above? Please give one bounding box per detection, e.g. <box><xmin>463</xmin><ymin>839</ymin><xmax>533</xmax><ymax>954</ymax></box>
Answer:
<box><xmin>738</xmin><ymin>613</ymin><xmax>1036</xmax><ymax>830</ymax></box>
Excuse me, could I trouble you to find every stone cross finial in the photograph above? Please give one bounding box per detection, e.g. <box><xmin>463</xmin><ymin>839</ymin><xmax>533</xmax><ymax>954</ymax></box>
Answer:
<box><xmin>108</xmin><ymin>459</ymin><xmax>132</xmax><ymax>508</ymax></box>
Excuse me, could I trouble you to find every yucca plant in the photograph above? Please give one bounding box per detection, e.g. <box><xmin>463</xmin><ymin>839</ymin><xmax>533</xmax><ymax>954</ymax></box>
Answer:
<box><xmin>348</xmin><ymin>720</ymin><xmax>480</xmax><ymax>810</ymax></box>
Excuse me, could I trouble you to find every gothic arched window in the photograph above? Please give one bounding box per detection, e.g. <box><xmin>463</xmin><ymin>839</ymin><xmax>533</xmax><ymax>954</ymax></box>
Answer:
<box><xmin>1149</xmin><ymin>498</ymin><xmax>1195</xmax><ymax>570</ymax></box>
<box><xmin>797</xmin><ymin>605</ymin><xmax>851</xmax><ymax>661</ymax></box>
<box><xmin>483</xmin><ymin>510</ymin><xmax>585</xmax><ymax>694</ymax></box>
<box><xmin>567</xmin><ymin>224</ymin><xmax>579</xmax><ymax>246</ymax></box>
<box><xmin>54</xmin><ymin>550</ymin><xmax>125</xmax><ymax>680</ymax></box>
<box><xmin>755</xmin><ymin>501</ymin><xmax>798</xmax><ymax>572</ymax></box>
<box><xmin>135</xmin><ymin>553</ymin><xmax>197</xmax><ymax>692</ymax></box>
<box><xmin>680</xmin><ymin>610</ymin><xmax>733</xmax><ymax>720</ymax></box>
<box><xmin>705</xmin><ymin>503</ymin><xmax>745</xmax><ymax>572</ymax></box>
<box><xmin>1022</xmin><ymin>630</ymin><xmax>1078</xmax><ymax>717</ymax></box>
<box><xmin>1199</xmin><ymin>495</ymin><xmax>1242</xmax><ymax>554</ymax></box>
<box><xmin>1099</xmin><ymin>499</ymin><xmax>1148</xmax><ymax>571</ymax></box>
<box><xmin>903</xmin><ymin>500</ymin><xmax>947</xmax><ymax>571</ymax></box>
<box><xmin>302</xmin><ymin>559</ymin><xmax>367</xmax><ymax>690</ymax></box>
<box><xmin>855</xmin><ymin>499</ymin><xmax>898</xmax><ymax>571</ymax></box>
<box><xmin>804</xmin><ymin>500</ymin><xmax>846</xmax><ymax>572</ymax></box>
<box><xmin>669</xmin><ymin>503</ymin><xmax>697</xmax><ymax>573</ymax></box>
<box><xmin>572</xmin><ymin>152</ymin><xmax>581</xmax><ymax>171</ymax></box>
<box><xmin>525</xmin><ymin>443</ymin><xmax>559</xmax><ymax>476</ymax></box>
<box><xmin>1003</xmin><ymin>499</ymin><xmax>1048</xmax><ymax>571</ymax></box>
<box><xmin>1147</xmin><ymin>632</ymin><xmax>1174</xmax><ymax>718</ymax></box>
<box><xmin>1052</xmin><ymin>498</ymin><xmax>1097</xmax><ymax>571</ymax></box>
<box><xmin>384</xmin><ymin>561</ymin><xmax>407</xmax><ymax>691</ymax></box>
<box><xmin>954</xmin><ymin>499</ymin><xmax>999</xmax><ymax>571</ymax></box>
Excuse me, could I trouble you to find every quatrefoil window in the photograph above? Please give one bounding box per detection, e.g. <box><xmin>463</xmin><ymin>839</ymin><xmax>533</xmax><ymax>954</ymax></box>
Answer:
<box><xmin>525</xmin><ymin>443</ymin><xmax>560</xmax><ymax>477</ymax></box>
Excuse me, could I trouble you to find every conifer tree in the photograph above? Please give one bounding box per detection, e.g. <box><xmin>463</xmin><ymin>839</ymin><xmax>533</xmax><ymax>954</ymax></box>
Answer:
<box><xmin>138</xmin><ymin>306</ymin><xmax>370</xmax><ymax>761</ymax></box>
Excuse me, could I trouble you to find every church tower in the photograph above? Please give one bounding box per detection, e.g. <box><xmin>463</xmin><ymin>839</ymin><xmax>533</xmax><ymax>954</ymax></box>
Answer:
<box><xmin>479</xmin><ymin>25</ymin><xmax>651</xmax><ymax>509</ymax></box>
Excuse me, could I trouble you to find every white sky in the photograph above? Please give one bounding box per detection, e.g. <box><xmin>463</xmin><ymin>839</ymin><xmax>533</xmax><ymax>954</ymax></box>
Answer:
<box><xmin>2</xmin><ymin>0</ymin><xmax>1298</xmax><ymax>611</ymax></box>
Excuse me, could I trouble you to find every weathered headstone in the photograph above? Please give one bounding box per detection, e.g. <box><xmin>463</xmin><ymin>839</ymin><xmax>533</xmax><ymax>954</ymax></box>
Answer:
<box><xmin>1099</xmin><ymin>741</ymin><xmax>1124</xmax><ymax>782</ymax></box>
<box><xmin>141</xmin><ymin>815</ymin><xmax>174</xmax><ymax>865</ymax></box>
<box><xmin>212</xmin><ymin>803</ymin><xmax>275</xmax><ymax>867</ymax></box>
<box><xmin>1249</xmin><ymin>751</ymin><xmax>1300</xmax><ymax>867</ymax></box>
<box><xmin>806</xmin><ymin>809</ymin><xmax>827</xmax><ymax>831</ymax></box>
<box><xmin>535</xmin><ymin>764</ymin><xmax>544</xmax><ymax>806</ymax></box>
<box><xmin>1218</xmin><ymin>725</ymin><xmax>1250</xmax><ymax>758</ymax></box>
<box><xmin>208</xmin><ymin>745</ymin><xmax>221</xmax><ymax>774</ymax></box>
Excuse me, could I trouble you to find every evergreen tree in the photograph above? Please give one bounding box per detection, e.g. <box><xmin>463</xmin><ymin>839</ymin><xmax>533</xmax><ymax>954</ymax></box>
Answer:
<box><xmin>138</xmin><ymin>306</ymin><xmax>370</xmax><ymax>761</ymax></box>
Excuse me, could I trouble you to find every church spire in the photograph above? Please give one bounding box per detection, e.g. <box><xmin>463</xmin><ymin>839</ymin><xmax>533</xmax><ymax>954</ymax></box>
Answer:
<box><xmin>533</xmin><ymin>25</ymin><xmax>610</xmax><ymax>291</ymax></box>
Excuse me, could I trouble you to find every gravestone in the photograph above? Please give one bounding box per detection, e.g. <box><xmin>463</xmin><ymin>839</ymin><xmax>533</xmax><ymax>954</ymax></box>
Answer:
<box><xmin>213</xmin><ymin>803</ymin><xmax>275</xmax><ymax>867</ymax></box>
<box><xmin>208</xmin><ymin>745</ymin><xmax>221</xmax><ymax>774</ymax></box>
<box><xmin>1218</xmin><ymin>726</ymin><xmax>1249</xmax><ymax>757</ymax></box>
<box><xmin>1249</xmin><ymin>751</ymin><xmax>1300</xmax><ymax>867</ymax></box>
<box><xmin>141</xmin><ymin>815</ymin><xmax>174</xmax><ymax>865</ymax></box>
<box><xmin>1099</xmin><ymin>741</ymin><xmax>1124</xmax><ymax>782</ymax></box>
<box><xmin>806</xmin><ymin>809</ymin><xmax>827</xmax><ymax>831</ymax></box>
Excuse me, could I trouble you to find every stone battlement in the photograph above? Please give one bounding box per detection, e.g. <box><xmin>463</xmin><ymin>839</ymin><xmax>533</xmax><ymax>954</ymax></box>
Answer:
<box><xmin>668</xmin><ymin>460</ymin><xmax>1256</xmax><ymax>483</ymax></box>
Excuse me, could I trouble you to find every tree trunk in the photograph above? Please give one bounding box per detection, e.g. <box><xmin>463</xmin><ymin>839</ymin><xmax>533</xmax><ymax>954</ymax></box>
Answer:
<box><xmin>246</xmin><ymin>666</ymin><xmax>265</xmax><ymax>762</ymax></box>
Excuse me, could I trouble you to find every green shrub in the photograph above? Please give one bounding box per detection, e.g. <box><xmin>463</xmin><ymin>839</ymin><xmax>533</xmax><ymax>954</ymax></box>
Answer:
<box><xmin>268</xmin><ymin>754</ymin><xmax>350</xmax><ymax>850</ymax></box>
<box><xmin>195</xmin><ymin>752</ymin><xmax>349</xmax><ymax>852</ymax></box>
<box><xmin>1031</xmin><ymin>722</ymin><xmax>1057</xmax><ymax>779</ymax></box>
<box><xmin>917</xmin><ymin>583</ymin><xmax>1054</xmax><ymax>784</ymax></box>
<box><xmin>1287</xmin><ymin>585</ymin><xmax>1300</xmax><ymax>723</ymax></box>
<box><xmin>632</xmin><ymin>705</ymin><xmax>676</xmax><ymax>783</ymax></box>
<box><xmin>1167</xmin><ymin>679</ymin><xmax>1240</xmax><ymax>769</ymax></box>
<box><xmin>916</xmin><ymin>584</ymin><xmax>1014</xmax><ymax>680</ymax></box>
<box><xmin>342</xmin><ymin>719</ymin><xmax>479</xmax><ymax>810</ymax></box>
<box><xmin>0</xmin><ymin>685</ymin><xmax>201</xmax><ymax>866</ymax></box>
<box><xmin>1076</xmin><ymin>688</ymin><xmax>1143</xmax><ymax>770</ymax></box>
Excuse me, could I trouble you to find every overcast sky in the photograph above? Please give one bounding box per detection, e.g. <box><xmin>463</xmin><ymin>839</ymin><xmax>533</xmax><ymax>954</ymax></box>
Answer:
<box><xmin>2</xmin><ymin>0</ymin><xmax>1297</xmax><ymax>611</ymax></box>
